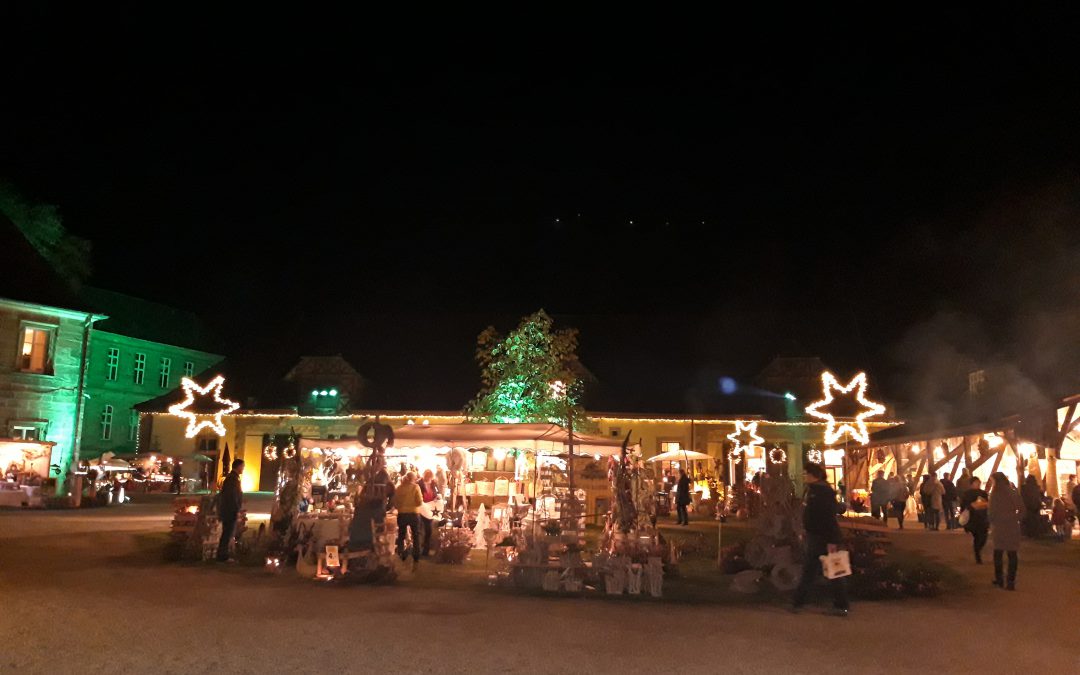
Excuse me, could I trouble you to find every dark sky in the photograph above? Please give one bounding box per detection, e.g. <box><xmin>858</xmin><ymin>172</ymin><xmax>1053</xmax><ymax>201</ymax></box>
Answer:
<box><xmin>4</xmin><ymin>8</ymin><xmax>1080</xmax><ymax>413</ymax></box>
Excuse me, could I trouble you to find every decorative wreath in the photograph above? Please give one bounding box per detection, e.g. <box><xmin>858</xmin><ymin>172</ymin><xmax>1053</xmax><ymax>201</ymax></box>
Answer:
<box><xmin>768</xmin><ymin>446</ymin><xmax>787</xmax><ymax>464</ymax></box>
<box><xmin>263</xmin><ymin>444</ymin><xmax>279</xmax><ymax>461</ymax></box>
<box><xmin>282</xmin><ymin>441</ymin><xmax>297</xmax><ymax>460</ymax></box>
<box><xmin>806</xmin><ymin>446</ymin><xmax>823</xmax><ymax>464</ymax></box>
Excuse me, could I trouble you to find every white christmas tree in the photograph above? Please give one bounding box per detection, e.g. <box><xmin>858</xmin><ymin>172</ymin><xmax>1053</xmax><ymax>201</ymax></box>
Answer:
<box><xmin>472</xmin><ymin>503</ymin><xmax>489</xmax><ymax>548</ymax></box>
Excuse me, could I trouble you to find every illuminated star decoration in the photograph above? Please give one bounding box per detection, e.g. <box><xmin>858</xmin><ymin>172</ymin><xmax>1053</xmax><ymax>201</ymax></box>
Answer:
<box><xmin>804</xmin><ymin>371</ymin><xmax>885</xmax><ymax>445</ymax></box>
<box><xmin>168</xmin><ymin>376</ymin><xmax>239</xmax><ymax>438</ymax></box>
<box><xmin>727</xmin><ymin>420</ymin><xmax>764</xmax><ymax>464</ymax></box>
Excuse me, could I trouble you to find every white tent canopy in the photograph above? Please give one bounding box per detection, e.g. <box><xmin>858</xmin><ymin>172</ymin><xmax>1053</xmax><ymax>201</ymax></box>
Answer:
<box><xmin>298</xmin><ymin>423</ymin><xmax>637</xmax><ymax>458</ymax></box>
<box><xmin>647</xmin><ymin>449</ymin><xmax>712</xmax><ymax>463</ymax></box>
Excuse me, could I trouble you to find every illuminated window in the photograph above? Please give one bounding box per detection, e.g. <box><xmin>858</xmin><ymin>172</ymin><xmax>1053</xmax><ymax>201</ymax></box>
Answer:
<box><xmin>128</xmin><ymin>409</ymin><xmax>138</xmax><ymax>441</ymax></box>
<box><xmin>969</xmin><ymin>369</ymin><xmax>986</xmax><ymax>395</ymax></box>
<box><xmin>106</xmin><ymin>347</ymin><xmax>119</xmax><ymax>381</ymax></box>
<box><xmin>133</xmin><ymin>353</ymin><xmax>145</xmax><ymax>384</ymax></box>
<box><xmin>101</xmin><ymin>405</ymin><xmax>113</xmax><ymax>440</ymax></box>
<box><xmin>184</xmin><ymin>361</ymin><xmax>194</xmax><ymax>378</ymax></box>
<box><xmin>661</xmin><ymin>442</ymin><xmax>681</xmax><ymax>454</ymax></box>
<box><xmin>18</xmin><ymin>326</ymin><xmax>53</xmax><ymax>374</ymax></box>
<box><xmin>12</xmin><ymin>425</ymin><xmax>38</xmax><ymax>441</ymax></box>
<box><xmin>159</xmin><ymin>357</ymin><xmax>171</xmax><ymax>388</ymax></box>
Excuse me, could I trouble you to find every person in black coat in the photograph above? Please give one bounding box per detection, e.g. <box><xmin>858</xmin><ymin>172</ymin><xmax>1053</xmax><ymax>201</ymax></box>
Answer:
<box><xmin>960</xmin><ymin>476</ymin><xmax>990</xmax><ymax>563</ymax></box>
<box><xmin>675</xmin><ymin>470</ymin><xmax>692</xmax><ymax>525</ymax></box>
<box><xmin>217</xmin><ymin>459</ymin><xmax>245</xmax><ymax>562</ymax></box>
<box><xmin>941</xmin><ymin>473</ymin><xmax>958</xmax><ymax>529</ymax></box>
<box><xmin>792</xmin><ymin>462</ymin><xmax>849</xmax><ymax>616</ymax></box>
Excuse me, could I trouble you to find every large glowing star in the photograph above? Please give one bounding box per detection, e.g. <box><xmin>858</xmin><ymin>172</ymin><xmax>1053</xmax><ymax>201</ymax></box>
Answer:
<box><xmin>805</xmin><ymin>371</ymin><xmax>885</xmax><ymax>445</ymax></box>
<box><xmin>168</xmin><ymin>376</ymin><xmax>239</xmax><ymax>438</ymax></box>
<box><xmin>727</xmin><ymin>420</ymin><xmax>764</xmax><ymax>452</ymax></box>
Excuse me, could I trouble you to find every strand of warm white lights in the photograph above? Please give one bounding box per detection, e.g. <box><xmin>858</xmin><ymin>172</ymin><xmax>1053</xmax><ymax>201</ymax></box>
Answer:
<box><xmin>804</xmin><ymin>371</ymin><xmax>886</xmax><ymax>445</ymax></box>
<box><xmin>167</xmin><ymin>376</ymin><xmax>240</xmax><ymax>438</ymax></box>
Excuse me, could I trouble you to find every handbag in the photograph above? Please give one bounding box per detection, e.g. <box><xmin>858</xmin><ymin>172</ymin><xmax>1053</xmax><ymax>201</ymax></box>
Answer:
<box><xmin>819</xmin><ymin>550</ymin><xmax>852</xmax><ymax>579</ymax></box>
<box><xmin>958</xmin><ymin>509</ymin><xmax>970</xmax><ymax>526</ymax></box>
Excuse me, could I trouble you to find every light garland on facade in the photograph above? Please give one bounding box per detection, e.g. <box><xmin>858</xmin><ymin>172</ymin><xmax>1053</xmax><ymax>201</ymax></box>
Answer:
<box><xmin>804</xmin><ymin>371</ymin><xmax>885</xmax><ymax>445</ymax></box>
<box><xmin>167</xmin><ymin>376</ymin><xmax>240</xmax><ymax>438</ymax></box>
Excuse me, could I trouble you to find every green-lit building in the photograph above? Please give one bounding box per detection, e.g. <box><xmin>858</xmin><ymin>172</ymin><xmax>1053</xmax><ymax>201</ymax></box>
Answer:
<box><xmin>78</xmin><ymin>288</ymin><xmax>223</xmax><ymax>459</ymax></box>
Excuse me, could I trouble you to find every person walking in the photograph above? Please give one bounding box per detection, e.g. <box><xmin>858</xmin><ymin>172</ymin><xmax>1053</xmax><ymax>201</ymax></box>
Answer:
<box><xmin>870</xmin><ymin>470</ymin><xmax>891</xmax><ymax>523</ymax></box>
<box><xmin>920</xmin><ymin>474</ymin><xmax>944</xmax><ymax>530</ymax></box>
<box><xmin>417</xmin><ymin>469</ymin><xmax>439</xmax><ymax>556</ymax></box>
<box><xmin>1020</xmin><ymin>475</ymin><xmax>1044</xmax><ymax>537</ymax></box>
<box><xmin>1069</xmin><ymin>475</ymin><xmax>1080</xmax><ymax>535</ymax></box>
<box><xmin>217</xmin><ymin>459</ymin><xmax>244</xmax><ymax>562</ymax></box>
<box><xmin>941</xmin><ymin>473</ymin><xmax>958</xmax><ymax>529</ymax></box>
<box><xmin>170</xmin><ymin>461</ymin><xmax>183</xmax><ymax>494</ymax></box>
<box><xmin>675</xmin><ymin>470</ymin><xmax>692</xmax><ymax>525</ymax></box>
<box><xmin>889</xmin><ymin>475</ymin><xmax>909</xmax><ymax>529</ymax></box>
<box><xmin>392</xmin><ymin>471</ymin><xmax>423</xmax><ymax>569</ymax></box>
<box><xmin>791</xmin><ymin>462</ymin><xmax>849</xmax><ymax>616</ymax></box>
<box><xmin>959</xmin><ymin>476</ymin><xmax>990</xmax><ymax>563</ymax></box>
<box><xmin>988</xmin><ymin>471</ymin><xmax>1022</xmax><ymax>590</ymax></box>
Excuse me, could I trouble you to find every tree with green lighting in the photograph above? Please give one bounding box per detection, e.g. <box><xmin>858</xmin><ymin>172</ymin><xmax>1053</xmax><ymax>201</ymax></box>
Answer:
<box><xmin>0</xmin><ymin>181</ymin><xmax>92</xmax><ymax>286</ymax></box>
<box><xmin>465</xmin><ymin>310</ymin><xmax>586</xmax><ymax>424</ymax></box>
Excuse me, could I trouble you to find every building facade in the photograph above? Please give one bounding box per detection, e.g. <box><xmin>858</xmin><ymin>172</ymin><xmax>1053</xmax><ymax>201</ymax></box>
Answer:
<box><xmin>0</xmin><ymin>297</ymin><xmax>103</xmax><ymax>484</ymax></box>
<box><xmin>81</xmin><ymin>330</ymin><xmax>222</xmax><ymax>459</ymax></box>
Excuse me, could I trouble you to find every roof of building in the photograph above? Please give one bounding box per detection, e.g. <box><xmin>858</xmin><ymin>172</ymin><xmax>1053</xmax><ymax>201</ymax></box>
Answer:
<box><xmin>78</xmin><ymin>286</ymin><xmax>222</xmax><ymax>353</ymax></box>
<box><xmin>0</xmin><ymin>213</ymin><xmax>95</xmax><ymax>314</ymax></box>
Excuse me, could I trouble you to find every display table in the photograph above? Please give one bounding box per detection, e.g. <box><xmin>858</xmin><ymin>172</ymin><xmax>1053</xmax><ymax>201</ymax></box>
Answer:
<box><xmin>0</xmin><ymin>483</ymin><xmax>42</xmax><ymax>508</ymax></box>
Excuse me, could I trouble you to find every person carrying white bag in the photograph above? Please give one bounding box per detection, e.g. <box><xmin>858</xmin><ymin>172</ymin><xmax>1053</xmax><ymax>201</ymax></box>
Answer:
<box><xmin>791</xmin><ymin>462</ymin><xmax>851</xmax><ymax>616</ymax></box>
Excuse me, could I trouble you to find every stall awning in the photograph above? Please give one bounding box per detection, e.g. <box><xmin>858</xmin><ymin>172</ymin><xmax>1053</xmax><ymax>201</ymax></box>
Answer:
<box><xmin>298</xmin><ymin>423</ymin><xmax>636</xmax><ymax>457</ymax></box>
<box><xmin>647</xmin><ymin>449</ymin><xmax>712</xmax><ymax>462</ymax></box>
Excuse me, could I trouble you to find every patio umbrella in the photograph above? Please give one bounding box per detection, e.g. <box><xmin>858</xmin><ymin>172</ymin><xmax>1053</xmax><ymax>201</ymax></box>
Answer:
<box><xmin>221</xmin><ymin>443</ymin><xmax>231</xmax><ymax>477</ymax></box>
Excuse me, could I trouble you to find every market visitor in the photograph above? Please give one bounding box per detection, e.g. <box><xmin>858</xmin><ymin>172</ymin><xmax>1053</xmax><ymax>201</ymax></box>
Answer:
<box><xmin>870</xmin><ymin>470</ymin><xmax>891</xmax><ymax>522</ymax></box>
<box><xmin>956</xmin><ymin>467</ymin><xmax>972</xmax><ymax>495</ymax></box>
<box><xmin>392</xmin><ymin>471</ymin><xmax>423</xmax><ymax>568</ymax></box>
<box><xmin>988</xmin><ymin>471</ymin><xmax>1022</xmax><ymax>590</ymax></box>
<box><xmin>959</xmin><ymin>477</ymin><xmax>989</xmax><ymax>564</ymax></box>
<box><xmin>941</xmin><ymin>473</ymin><xmax>958</xmax><ymax>529</ymax></box>
<box><xmin>889</xmin><ymin>474</ymin><xmax>909</xmax><ymax>529</ymax></box>
<box><xmin>217</xmin><ymin>459</ymin><xmax>244</xmax><ymax>562</ymax></box>
<box><xmin>1070</xmin><ymin>475</ymin><xmax>1080</xmax><ymax>534</ymax></box>
<box><xmin>791</xmin><ymin>462</ymin><xmax>849</xmax><ymax>617</ymax></box>
<box><xmin>1020</xmin><ymin>475</ymin><xmax>1044</xmax><ymax>537</ymax></box>
<box><xmin>417</xmin><ymin>469</ymin><xmax>439</xmax><ymax>556</ymax></box>
<box><xmin>675</xmin><ymin>469</ymin><xmax>691</xmax><ymax>525</ymax></box>
<box><xmin>170</xmin><ymin>461</ymin><xmax>182</xmax><ymax>494</ymax></box>
<box><xmin>348</xmin><ymin>482</ymin><xmax>384</xmax><ymax>551</ymax></box>
<box><xmin>1050</xmin><ymin>498</ymin><xmax>1068</xmax><ymax>541</ymax></box>
<box><xmin>919</xmin><ymin>474</ymin><xmax>944</xmax><ymax>531</ymax></box>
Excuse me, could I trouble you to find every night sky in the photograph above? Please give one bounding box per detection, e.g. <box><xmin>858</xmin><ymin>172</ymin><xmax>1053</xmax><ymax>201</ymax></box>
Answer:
<box><xmin>4</xmin><ymin>9</ymin><xmax>1080</xmax><ymax>414</ymax></box>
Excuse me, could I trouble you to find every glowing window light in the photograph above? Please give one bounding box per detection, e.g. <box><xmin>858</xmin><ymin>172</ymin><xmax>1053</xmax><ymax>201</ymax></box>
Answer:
<box><xmin>804</xmin><ymin>371</ymin><xmax>885</xmax><ymax>445</ymax></box>
<box><xmin>167</xmin><ymin>376</ymin><xmax>240</xmax><ymax>438</ymax></box>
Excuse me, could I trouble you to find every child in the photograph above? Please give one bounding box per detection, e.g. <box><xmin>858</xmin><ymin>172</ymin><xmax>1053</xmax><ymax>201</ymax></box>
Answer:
<box><xmin>1051</xmin><ymin>498</ymin><xmax>1069</xmax><ymax>541</ymax></box>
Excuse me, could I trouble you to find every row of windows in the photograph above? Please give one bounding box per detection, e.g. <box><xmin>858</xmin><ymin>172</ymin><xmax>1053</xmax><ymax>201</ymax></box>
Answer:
<box><xmin>14</xmin><ymin>325</ymin><xmax>198</xmax><ymax>389</ymax></box>
<box><xmin>104</xmin><ymin>347</ymin><xmax>193</xmax><ymax>388</ymax></box>
<box><xmin>100</xmin><ymin>406</ymin><xmax>139</xmax><ymax>441</ymax></box>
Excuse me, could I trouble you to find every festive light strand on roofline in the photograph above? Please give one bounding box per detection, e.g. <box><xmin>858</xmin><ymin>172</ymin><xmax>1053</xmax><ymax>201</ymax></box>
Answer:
<box><xmin>167</xmin><ymin>376</ymin><xmax>240</xmax><ymax>438</ymax></box>
<box><xmin>804</xmin><ymin>371</ymin><xmax>886</xmax><ymax>445</ymax></box>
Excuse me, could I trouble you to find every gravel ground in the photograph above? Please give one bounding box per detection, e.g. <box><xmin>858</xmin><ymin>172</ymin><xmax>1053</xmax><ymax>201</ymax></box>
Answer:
<box><xmin>1</xmin><ymin>502</ymin><xmax>1076</xmax><ymax>674</ymax></box>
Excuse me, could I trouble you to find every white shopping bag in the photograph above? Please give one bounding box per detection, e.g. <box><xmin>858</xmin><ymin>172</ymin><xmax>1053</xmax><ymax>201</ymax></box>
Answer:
<box><xmin>819</xmin><ymin>550</ymin><xmax>852</xmax><ymax>579</ymax></box>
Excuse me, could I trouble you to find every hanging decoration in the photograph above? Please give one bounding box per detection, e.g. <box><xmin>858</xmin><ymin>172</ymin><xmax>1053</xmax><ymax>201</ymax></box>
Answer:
<box><xmin>282</xmin><ymin>440</ymin><xmax>296</xmax><ymax>460</ymax></box>
<box><xmin>804</xmin><ymin>371</ymin><xmax>885</xmax><ymax>445</ymax></box>
<box><xmin>263</xmin><ymin>444</ymin><xmax>278</xmax><ymax>461</ymax></box>
<box><xmin>168</xmin><ymin>375</ymin><xmax>240</xmax><ymax>438</ymax></box>
<box><xmin>768</xmin><ymin>445</ymin><xmax>787</xmax><ymax>465</ymax></box>
<box><xmin>806</xmin><ymin>444</ymin><xmax>823</xmax><ymax>464</ymax></box>
<box><xmin>727</xmin><ymin>420</ymin><xmax>764</xmax><ymax>463</ymax></box>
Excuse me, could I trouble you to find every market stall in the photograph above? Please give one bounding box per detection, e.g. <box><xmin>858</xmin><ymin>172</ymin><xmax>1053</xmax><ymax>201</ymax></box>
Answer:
<box><xmin>0</xmin><ymin>439</ymin><xmax>53</xmax><ymax>508</ymax></box>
